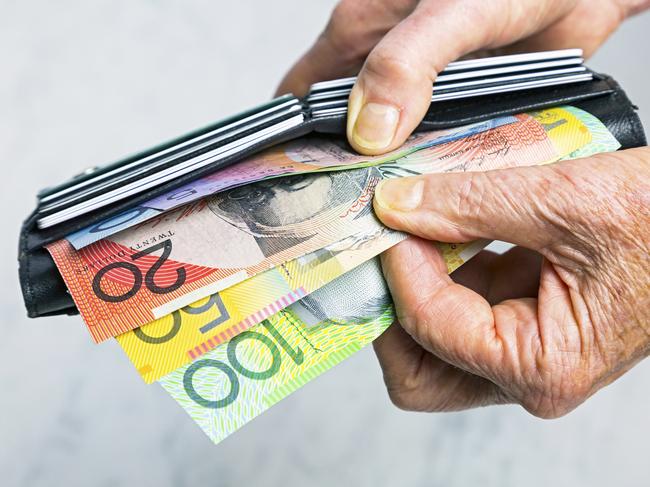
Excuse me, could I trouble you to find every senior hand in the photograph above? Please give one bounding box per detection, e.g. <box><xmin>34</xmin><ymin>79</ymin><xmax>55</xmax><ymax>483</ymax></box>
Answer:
<box><xmin>277</xmin><ymin>0</ymin><xmax>650</xmax><ymax>155</ymax></box>
<box><xmin>372</xmin><ymin>151</ymin><xmax>650</xmax><ymax>417</ymax></box>
<box><xmin>278</xmin><ymin>0</ymin><xmax>650</xmax><ymax>417</ymax></box>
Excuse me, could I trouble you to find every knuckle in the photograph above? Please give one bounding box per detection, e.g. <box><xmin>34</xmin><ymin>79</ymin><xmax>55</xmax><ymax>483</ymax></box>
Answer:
<box><xmin>455</xmin><ymin>172</ymin><xmax>491</xmax><ymax>225</ymax></box>
<box><xmin>384</xmin><ymin>373</ymin><xmax>427</xmax><ymax>412</ymax></box>
<box><xmin>524</xmin><ymin>396</ymin><xmax>576</xmax><ymax>420</ymax></box>
<box><xmin>363</xmin><ymin>48</ymin><xmax>424</xmax><ymax>87</ymax></box>
<box><xmin>548</xmin><ymin>155</ymin><xmax>638</xmax><ymax>232</ymax></box>
<box><xmin>386</xmin><ymin>386</ymin><xmax>420</xmax><ymax>411</ymax></box>
<box><xmin>399</xmin><ymin>299</ymin><xmax>436</xmax><ymax>347</ymax></box>
<box><xmin>548</xmin><ymin>161</ymin><xmax>600</xmax><ymax>224</ymax></box>
<box><xmin>544</xmin><ymin>154</ymin><xmax>648</xmax><ymax>271</ymax></box>
<box><xmin>522</xmin><ymin>367</ymin><xmax>593</xmax><ymax>419</ymax></box>
<box><xmin>329</xmin><ymin>0</ymin><xmax>362</xmax><ymax>26</ymax></box>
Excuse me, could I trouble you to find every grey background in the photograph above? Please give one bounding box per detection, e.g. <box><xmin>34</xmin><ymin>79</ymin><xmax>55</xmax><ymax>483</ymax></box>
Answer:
<box><xmin>1</xmin><ymin>2</ymin><xmax>649</xmax><ymax>486</ymax></box>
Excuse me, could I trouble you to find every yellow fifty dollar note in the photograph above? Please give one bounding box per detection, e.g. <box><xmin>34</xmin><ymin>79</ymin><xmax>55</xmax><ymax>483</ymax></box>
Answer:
<box><xmin>116</xmin><ymin>230</ymin><xmax>404</xmax><ymax>383</ymax></box>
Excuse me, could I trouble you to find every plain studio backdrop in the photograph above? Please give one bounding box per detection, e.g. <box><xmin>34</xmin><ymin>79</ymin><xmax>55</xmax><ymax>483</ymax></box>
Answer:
<box><xmin>1</xmin><ymin>2</ymin><xmax>649</xmax><ymax>486</ymax></box>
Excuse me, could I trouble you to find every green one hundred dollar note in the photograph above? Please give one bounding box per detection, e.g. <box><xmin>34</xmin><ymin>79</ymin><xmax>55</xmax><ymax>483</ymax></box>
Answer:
<box><xmin>158</xmin><ymin>106</ymin><xmax>619</xmax><ymax>445</ymax></box>
<box><xmin>159</xmin><ymin>259</ymin><xmax>394</xmax><ymax>444</ymax></box>
<box><xmin>159</xmin><ymin>239</ymin><xmax>489</xmax><ymax>445</ymax></box>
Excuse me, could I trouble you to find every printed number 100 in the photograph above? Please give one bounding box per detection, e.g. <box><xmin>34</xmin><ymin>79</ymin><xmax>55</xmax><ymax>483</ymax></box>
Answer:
<box><xmin>183</xmin><ymin>319</ymin><xmax>304</xmax><ymax>409</ymax></box>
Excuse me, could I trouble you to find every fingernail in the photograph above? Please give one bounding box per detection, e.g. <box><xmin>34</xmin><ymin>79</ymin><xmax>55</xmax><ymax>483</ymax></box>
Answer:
<box><xmin>352</xmin><ymin>102</ymin><xmax>400</xmax><ymax>151</ymax></box>
<box><xmin>374</xmin><ymin>178</ymin><xmax>424</xmax><ymax>212</ymax></box>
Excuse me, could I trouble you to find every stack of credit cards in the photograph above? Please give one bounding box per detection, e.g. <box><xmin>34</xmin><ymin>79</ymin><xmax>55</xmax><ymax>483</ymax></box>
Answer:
<box><xmin>36</xmin><ymin>96</ymin><xmax>305</xmax><ymax>229</ymax></box>
<box><xmin>307</xmin><ymin>49</ymin><xmax>590</xmax><ymax>117</ymax></box>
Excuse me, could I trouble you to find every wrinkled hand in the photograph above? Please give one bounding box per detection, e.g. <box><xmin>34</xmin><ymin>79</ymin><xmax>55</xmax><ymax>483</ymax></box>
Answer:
<box><xmin>371</xmin><ymin>150</ymin><xmax>650</xmax><ymax>417</ymax></box>
<box><xmin>277</xmin><ymin>0</ymin><xmax>649</xmax><ymax>154</ymax></box>
<box><xmin>278</xmin><ymin>0</ymin><xmax>650</xmax><ymax>417</ymax></box>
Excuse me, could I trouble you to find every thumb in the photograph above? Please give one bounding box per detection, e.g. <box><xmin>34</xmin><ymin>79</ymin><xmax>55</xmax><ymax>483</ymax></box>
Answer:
<box><xmin>346</xmin><ymin>0</ymin><xmax>577</xmax><ymax>155</ymax></box>
<box><xmin>373</xmin><ymin>162</ymin><xmax>576</xmax><ymax>250</ymax></box>
<box><xmin>345</xmin><ymin>3</ymin><xmax>467</xmax><ymax>155</ymax></box>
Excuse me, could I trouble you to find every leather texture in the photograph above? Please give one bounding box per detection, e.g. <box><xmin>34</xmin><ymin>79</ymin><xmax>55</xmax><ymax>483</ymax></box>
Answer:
<box><xmin>18</xmin><ymin>73</ymin><xmax>647</xmax><ymax>318</ymax></box>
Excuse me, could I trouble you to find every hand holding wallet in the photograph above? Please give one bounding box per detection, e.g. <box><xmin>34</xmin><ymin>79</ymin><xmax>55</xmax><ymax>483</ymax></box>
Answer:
<box><xmin>15</xmin><ymin>48</ymin><xmax>649</xmax><ymax>446</ymax></box>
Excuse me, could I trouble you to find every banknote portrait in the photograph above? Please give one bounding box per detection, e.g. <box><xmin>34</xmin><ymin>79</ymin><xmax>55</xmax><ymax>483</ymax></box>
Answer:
<box><xmin>206</xmin><ymin>168</ymin><xmax>378</xmax><ymax>257</ymax></box>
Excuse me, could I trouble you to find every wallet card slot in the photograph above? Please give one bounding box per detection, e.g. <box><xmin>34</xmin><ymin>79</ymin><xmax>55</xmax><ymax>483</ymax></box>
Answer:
<box><xmin>431</xmin><ymin>66</ymin><xmax>587</xmax><ymax>91</ymax></box>
<box><xmin>431</xmin><ymin>73</ymin><xmax>593</xmax><ymax>100</ymax></box>
<box><xmin>442</xmin><ymin>48</ymin><xmax>583</xmax><ymax>72</ymax></box>
<box><xmin>39</xmin><ymin>98</ymin><xmax>301</xmax><ymax>207</ymax></box>
<box><xmin>305</xmin><ymin>64</ymin><xmax>585</xmax><ymax>103</ymax></box>
<box><xmin>38</xmin><ymin>103</ymin><xmax>303</xmax><ymax>216</ymax></box>
<box><xmin>307</xmin><ymin>62</ymin><xmax>586</xmax><ymax>104</ymax></box>
<box><xmin>36</xmin><ymin>113</ymin><xmax>306</xmax><ymax>229</ymax></box>
<box><xmin>37</xmin><ymin>95</ymin><xmax>298</xmax><ymax>200</ymax></box>
<box><xmin>308</xmin><ymin>48</ymin><xmax>583</xmax><ymax>94</ymax></box>
<box><xmin>430</xmin><ymin>57</ymin><xmax>583</xmax><ymax>83</ymax></box>
<box><xmin>311</xmin><ymin>72</ymin><xmax>594</xmax><ymax>119</ymax></box>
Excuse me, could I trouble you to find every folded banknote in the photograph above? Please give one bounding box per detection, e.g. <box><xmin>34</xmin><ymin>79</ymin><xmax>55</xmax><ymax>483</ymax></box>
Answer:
<box><xmin>118</xmin><ymin>228</ymin><xmax>405</xmax><ymax>383</ymax></box>
<box><xmin>40</xmin><ymin>103</ymin><xmax>622</xmax><ymax>446</ymax></box>
<box><xmin>114</xmin><ymin>106</ymin><xmax>610</xmax><ymax>382</ymax></box>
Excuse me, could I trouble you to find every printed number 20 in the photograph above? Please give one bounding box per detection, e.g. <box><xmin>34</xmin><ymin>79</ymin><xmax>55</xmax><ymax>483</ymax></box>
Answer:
<box><xmin>92</xmin><ymin>239</ymin><xmax>186</xmax><ymax>303</ymax></box>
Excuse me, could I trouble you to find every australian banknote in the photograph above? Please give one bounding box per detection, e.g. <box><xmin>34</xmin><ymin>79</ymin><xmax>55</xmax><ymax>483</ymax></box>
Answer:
<box><xmin>560</xmin><ymin>105</ymin><xmax>620</xmax><ymax>158</ymax></box>
<box><xmin>121</xmin><ymin>106</ymin><xmax>610</xmax><ymax>384</ymax></box>
<box><xmin>48</xmin><ymin>169</ymin><xmax>396</xmax><ymax>342</ymax></box>
<box><xmin>159</xmin><ymin>106</ymin><xmax>618</xmax><ymax>445</ymax></box>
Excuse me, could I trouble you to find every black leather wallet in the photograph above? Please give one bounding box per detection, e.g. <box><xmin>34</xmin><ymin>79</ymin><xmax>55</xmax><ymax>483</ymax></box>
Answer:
<box><xmin>18</xmin><ymin>68</ymin><xmax>647</xmax><ymax>320</ymax></box>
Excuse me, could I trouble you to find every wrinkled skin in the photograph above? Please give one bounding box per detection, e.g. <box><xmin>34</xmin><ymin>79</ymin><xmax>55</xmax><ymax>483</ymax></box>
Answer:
<box><xmin>278</xmin><ymin>0</ymin><xmax>650</xmax><ymax>418</ymax></box>
<box><xmin>372</xmin><ymin>152</ymin><xmax>650</xmax><ymax>417</ymax></box>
